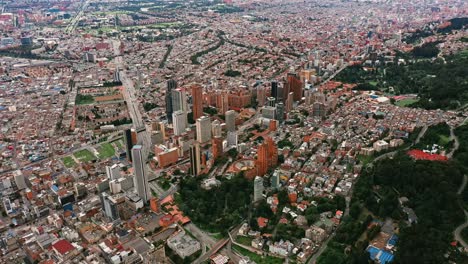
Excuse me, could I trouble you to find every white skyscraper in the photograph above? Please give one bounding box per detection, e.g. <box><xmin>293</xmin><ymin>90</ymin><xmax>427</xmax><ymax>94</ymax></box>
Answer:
<box><xmin>211</xmin><ymin>120</ymin><xmax>222</xmax><ymax>138</ymax></box>
<box><xmin>106</xmin><ymin>164</ymin><xmax>121</xmax><ymax>181</ymax></box>
<box><xmin>132</xmin><ymin>145</ymin><xmax>149</xmax><ymax>203</ymax></box>
<box><xmin>227</xmin><ymin>131</ymin><xmax>238</xmax><ymax>147</ymax></box>
<box><xmin>173</xmin><ymin>110</ymin><xmax>187</xmax><ymax>136</ymax></box>
<box><xmin>196</xmin><ymin>116</ymin><xmax>212</xmax><ymax>143</ymax></box>
<box><xmin>172</xmin><ymin>88</ymin><xmax>188</xmax><ymax>113</ymax></box>
<box><xmin>225</xmin><ymin>110</ymin><xmax>237</xmax><ymax>132</ymax></box>
<box><xmin>13</xmin><ymin>170</ymin><xmax>27</xmax><ymax>190</ymax></box>
<box><xmin>254</xmin><ymin>176</ymin><xmax>264</xmax><ymax>203</ymax></box>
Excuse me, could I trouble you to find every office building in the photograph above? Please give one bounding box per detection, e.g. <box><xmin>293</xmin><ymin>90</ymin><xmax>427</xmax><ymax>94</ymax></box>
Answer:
<box><xmin>271</xmin><ymin>81</ymin><xmax>278</xmax><ymax>99</ymax></box>
<box><xmin>173</xmin><ymin>110</ymin><xmax>187</xmax><ymax>136</ymax></box>
<box><xmin>132</xmin><ymin>145</ymin><xmax>148</xmax><ymax>203</ymax></box>
<box><xmin>217</xmin><ymin>92</ymin><xmax>229</xmax><ymax>114</ymax></box>
<box><xmin>13</xmin><ymin>170</ymin><xmax>27</xmax><ymax>190</ymax></box>
<box><xmin>225</xmin><ymin>110</ymin><xmax>237</xmax><ymax>132</ymax></box>
<box><xmin>166</xmin><ymin>79</ymin><xmax>177</xmax><ymax>123</ymax></box>
<box><xmin>106</xmin><ymin>164</ymin><xmax>121</xmax><ymax>181</ymax></box>
<box><xmin>123</xmin><ymin>129</ymin><xmax>133</xmax><ymax>162</ymax></box>
<box><xmin>191</xmin><ymin>84</ymin><xmax>203</xmax><ymax>120</ymax></box>
<box><xmin>271</xmin><ymin>171</ymin><xmax>280</xmax><ymax>189</ymax></box>
<box><xmin>286</xmin><ymin>92</ymin><xmax>294</xmax><ymax>113</ymax></box>
<box><xmin>151</xmin><ymin>131</ymin><xmax>164</xmax><ymax>145</ymax></box>
<box><xmin>196</xmin><ymin>116</ymin><xmax>211</xmax><ymax>144</ymax></box>
<box><xmin>261</xmin><ymin>106</ymin><xmax>276</xmax><ymax>120</ymax></box>
<box><xmin>155</xmin><ymin>146</ymin><xmax>179</xmax><ymax>168</ymax></box>
<box><xmin>167</xmin><ymin>231</ymin><xmax>201</xmax><ymax>259</ymax></box>
<box><xmin>212</xmin><ymin>120</ymin><xmax>222</xmax><ymax>138</ymax></box>
<box><xmin>212</xmin><ymin>137</ymin><xmax>223</xmax><ymax>160</ymax></box>
<box><xmin>101</xmin><ymin>192</ymin><xmax>119</xmax><ymax>220</ymax></box>
<box><xmin>257</xmin><ymin>86</ymin><xmax>266</xmax><ymax>107</ymax></box>
<box><xmin>190</xmin><ymin>143</ymin><xmax>201</xmax><ymax>176</ymax></box>
<box><xmin>172</xmin><ymin>88</ymin><xmax>188</xmax><ymax>113</ymax></box>
<box><xmin>256</xmin><ymin>137</ymin><xmax>278</xmax><ymax>176</ymax></box>
<box><xmin>254</xmin><ymin>176</ymin><xmax>264</xmax><ymax>203</ymax></box>
<box><xmin>227</xmin><ymin>131</ymin><xmax>238</xmax><ymax>147</ymax></box>
<box><xmin>276</xmin><ymin>103</ymin><xmax>285</xmax><ymax>123</ymax></box>
<box><xmin>267</xmin><ymin>97</ymin><xmax>276</xmax><ymax>107</ymax></box>
<box><xmin>287</xmin><ymin>73</ymin><xmax>303</xmax><ymax>101</ymax></box>
<box><xmin>312</xmin><ymin>102</ymin><xmax>326</xmax><ymax>117</ymax></box>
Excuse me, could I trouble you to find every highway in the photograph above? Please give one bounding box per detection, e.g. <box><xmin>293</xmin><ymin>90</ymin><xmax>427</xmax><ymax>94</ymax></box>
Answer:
<box><xmin>454</xmin><ymin>175</ymin><xmax>468</xmax><ymax>249</ymax></box>
<box><xmin>193</xmin><ymin>224</ymin><xmax>244</xmax><ymax>264</ymax></box>
<box><xmin>112</xmin><ymin>40</ymin><xmax>152</xmax><ymax>159</ymax></box>
<box><xmin>65</xmin><ymin>0</ymin><xmax>90</xmax><ymax>34</ymax></box>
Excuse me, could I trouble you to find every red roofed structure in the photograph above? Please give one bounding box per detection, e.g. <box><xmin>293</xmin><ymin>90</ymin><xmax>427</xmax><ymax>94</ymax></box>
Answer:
<box><xmin>257</xmin><ymin>217</ymin><xmax>269</xmax><ymax>228</ymax></box>
<box><xmin>51</xmin><ymin>239</ymin><xmax>75</xmax><ymax>256</ymax></box>
<box><xmin>407</xmin><ymin>150</ymin><xmax>448</xmax><ymax>161</ymax></box>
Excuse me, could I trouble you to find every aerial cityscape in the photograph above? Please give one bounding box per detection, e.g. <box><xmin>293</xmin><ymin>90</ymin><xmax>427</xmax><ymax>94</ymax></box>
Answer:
<box><xmin>0</xmin><ymin>0</ymin><xmax>467</xmax><ymax>263</ymax></box>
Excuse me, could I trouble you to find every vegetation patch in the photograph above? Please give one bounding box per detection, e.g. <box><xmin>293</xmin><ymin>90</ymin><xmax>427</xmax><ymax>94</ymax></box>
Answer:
<box><xmin>233</xmin><ymin>244</ymin><xmax>283</xmax><ymax>264</ymax></box>
<box><xmin>97</xmin><ymin>143</ymin><xmax>115</xmax><ymax>159</ymax></box>
<box><xmin>62</xmin><ymin>156</ymin><xmax>76</xmax><ymax>168</ymax></box>
<box><xmin>73</xmin><ymin>149</ymin><xmax>97</xmax><ymax>162</ymax></box>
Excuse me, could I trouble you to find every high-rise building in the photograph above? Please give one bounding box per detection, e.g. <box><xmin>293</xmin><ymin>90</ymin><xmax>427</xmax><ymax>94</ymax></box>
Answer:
<box><xmin>261</xmin><ymin>106</ymin><xmax>276</xmax><ymax>120</ymax></box>
<box><xmin>151</xmin><ymin>131</ymin><xmax>164</xmax><ymax>145</ymax></box>
<box><xmin>152</xmin><ymin>122</ymin><xmax>166</xmax><ymax>139</ymax></box>
<box><xmin>254</xmin><ymin>176</ymin><xmax>264</xmax><ymax>203</ymax></box>
<box><xmin>132</xmin><ymin>145</ymin><xmax>148</xmax><ymax>203</ymax></box>
<box><xmin>212</xmin><ymin>137</ymin><xmax>223</xmax><ymax>160</ymax></box>
<box><xmin>216</xmin><ymin>92</ymin><xmax>229</xmax><ymax>114</ymax></box>
<box><xmin>257</xmin><ymin>87</ymin><xmax>266</xmax><ymax>107</ymax></box>
<box><xmin>166</xmin><ymin>79</ymin><xmax>177</xmax><ymax>123</ymax></box>
<box><xmin>271</xmin><ymin>171</ymin><xmax>280</xmax><ymax>189</ymax></box>
<box><xmin>13</xmin><ymin>170</ymin><xmax>27</xmax><ymax>190</ymax></box>
<box><xmin>286</xmin><ymin>92</ymin><xmax>294</xmax><ymax>113</ymax></box>
<box><xmin>312</xmin><ymin>102</ymin><xmax>326</xmax><ymax>117</ymax></box>
<box><xmin>257</xmin><ymin>143</ymin><xmax>269</xmax><ymax>177</ymax></box>
<box><xmin>191</xmin><ymin>84</ymin><xmax>203</xmax><ymax>120</ymax></box>
<box><xmin>271</xmin><ymin>81</ymin><xmax>278</xmax><ymax>99</ymax></box>
<box><xmin>267</xmin><ymin>97</ymin><xmax>276</xmax><ymax>107</ymax></box>
<box><xmin>123</xmin><ymin>128</ymin><xmax>133</xmax><ymax>162</ymax></box>
<box><xmin>276</xmin><ymin>103</ymin><xmax>285</xmax><ymax>123</ymax></box>
<box><xmin>172</xmin><ymin>88</ymin><xmax>188</xmax><ymax>113</ymax></box>
<box><xmin>225</xmin><ymin>110</ymin><xmax>237</xmax><ymax>132</ymax></box>
<box><xmin>106</xmin><ymin>164</ymin><xmax>121</xmax><ymax>181</ymax></box>
<box><xmin>287</xmin><ymin>73</ymin><xmax>303</xmax><ymax>101</ymax></box>
<box><xmin>196</xmin><ymin>116</ymin><xmax>212</xmax><ymax>144</ymax></box>
<box><xmin>101</xmin><ymin>192</ymin><xmax>120</xmax><ymax>220</ymax></box>
<box><xmin>190</xmin><ymin>143</ymin><xmax>201</xmax><ymax>176</ymax></box>
<box><xmin>173</xmin><ymin>110</ymin><xmax>187</xmax><ymax>136</ymax></box>
<box><xmin>256</xmin><ymin>137</ymin><xmax>278</xmax><ymax>176</ymax></box>
<box><xmin>227</xmin><ymin>131</ymin><xmax>238</xmax><ymax>147</ymax></box>
<box><xmin>212</xmin><ymin>120</ymin><xmax>222</xmax><ymax>138</ymax></box>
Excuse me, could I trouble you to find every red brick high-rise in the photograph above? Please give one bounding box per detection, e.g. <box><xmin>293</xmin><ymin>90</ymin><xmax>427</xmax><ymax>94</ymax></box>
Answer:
<box><xmin>257</xmin><ymin>143</ymin><xmax>269</xmax><ymax>177</ymax></box>
<box><xmin>256</xmin><ymin>136</ymin><xmax>278</xmax><ymax>176</ymax></box>
<box><xmin>212</xmin><ymin>137</ymin><xmax>223</xmax><ymax>160</ymax></box>
<box><xmin>287</xmin><ymin>73</ymin><xmax>303</xmax><ymax>101</ymax></box>
<box><xmin>192</xmin><ymin>84</ymin><xmax>203</xmax><ymax>120</ymax></box>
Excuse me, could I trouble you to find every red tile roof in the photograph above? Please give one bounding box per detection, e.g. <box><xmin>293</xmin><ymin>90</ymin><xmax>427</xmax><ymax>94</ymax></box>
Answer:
<box><xmin>52</xmin><ymin>239</ymin><xmax>75</xmax><ymax>255</ymax></box>
<box><xmin>257</xmin><ymin>217</ymin><xmax>269</xmax><ymax>228</ymax></box>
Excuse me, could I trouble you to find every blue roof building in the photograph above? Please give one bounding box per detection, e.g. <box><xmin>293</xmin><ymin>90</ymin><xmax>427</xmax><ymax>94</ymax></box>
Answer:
<box><xmin>367</xmin><ymin>246</ymin><xmax>394</xmax><ymax>264</ymax></box>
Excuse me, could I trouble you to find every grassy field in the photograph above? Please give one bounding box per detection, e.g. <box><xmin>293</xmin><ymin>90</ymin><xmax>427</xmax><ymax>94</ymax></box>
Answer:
<box><xmin>395</xmin><ymin>98</ymin><xmax>419</xmax><ymax>107</ymax></box>
<box><xmin>232</xmin><ymin>245</ymin><xmax>283</xmax><ymax>264</ymax></box>
<box><xmin>97</xmin><ymin>143</ymin><xmax>115</xmax><ymax>159</ymax></box>
<box><xmin>75</xmin><ymin>94</ymin><xmax>94</xmax><ymax>105</ymax></box>
<box><xmin>73</xmin><ymin>149</ymin><xmax>97</xmax><ymax>162</ymax></box>
<box><xmin>62</xmin><ymin>156</ymin><xmax>76</xmax><ymax>168</ymax></box>
<box><xmin>236</xmin><ymin>236</ymin><xmax>253</xmax><ymax>246</ymax></box>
